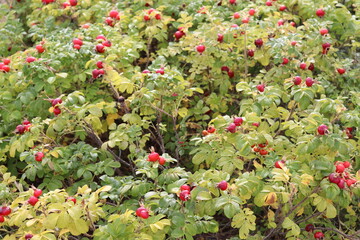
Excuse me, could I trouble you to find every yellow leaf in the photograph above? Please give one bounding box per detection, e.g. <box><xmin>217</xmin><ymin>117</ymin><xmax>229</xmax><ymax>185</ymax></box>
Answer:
<box><xmin>178</xmin><ymin>107</ymin><xmax>188</xmax><ymax>118</ymax></box>
<box><xmin>49</xmin><ymin>151</ymin><xmax>59</xmax><ymax>158</ymax></box>
<box><xmin>265</xmin><ymin>192</ymin><xmax>277</xmax><ymax>205</ymax></box>
<box><xmin>106</xmin><ymin>113</ymin><xmax>119</xmax><ymax>126</ymax></box>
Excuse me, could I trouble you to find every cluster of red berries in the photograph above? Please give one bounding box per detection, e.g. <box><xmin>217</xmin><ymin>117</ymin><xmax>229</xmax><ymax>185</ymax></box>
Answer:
<box><xmin>305</xmin><ymin>224</ymin><xmax>324</xmax><ymax>239</ymax></box>
<box><xmin>95</xmin><ymin>35</ymin><xmax>111</xmax><ymax>53</ymax></box>
<box><xmin>202</xmin><ymin>126</ymin><xmax>216</xmax><ymax>136</ymax></box>
<box><xmin>179</xmin><ymin>184</ymin><xmax>192</xmax><ymax>201</ymax></box>
<box><xmin>144</xmin><ymin>8</ymin><xmax>161</xmax><ymax>21</ymax></box>
<box><xmin>226</xmin><ymin>117</ymin><xmax>244</xmax><ymax>133</ymax></box>
<box><xmin>0</xmin><ymin>206</ymin><xmax>12</xmax><ymax>223</ymax></box>
<box><xmin>252</xmin><ymin>142</ymin><xmax>270</xmax><ymax>156</ymax></box>
<box><xmin>0</xmin><ymin>58</ymin><xmax>11</xmax><ymax>72</ymax></box>
<box><xmin>105</xmin><ymin>10</ymin><xmax>120</xmax><ymax>27</ymax></box>
<box><xmin>62</xmin><ymin>0</ymin><xmax>77</xmax><ymax>8</ymax></box>
<box><xmin>92</xmin><ymin>61</ymin><xmax>105</xmax><ymax>79</ymax></box>
<box><xmin>49</xmin><ymin>98</ymin><xmax>62</xmax><ymax>116</ymax></box>
<box><xmin>136</xmin><ymin>206</ymin><xmax>149</xmax><ymax>219</ymax></box>
<box><xmin>147</xmin><ymin>151</ymin><xmax>166</xmax><ymax>165</ymax></box>
<box><xmin>15</xmin><ymin>119</ymin><xmax>32</xmax><ymax>134</ymax></box>
<box><xmin>292</xmin><ymin>76</ymin><xmax>315</xmax><ymax>87</ymax></box>
<box><xmin>174</xmin><ymin>27</ymin><xmax>186</xmax><ymax>41</ymax></box>
<box><xmin>221</xmin><ymin>66</ymin><xmax>235</xmax><ymax>78</ymax></box>
<box><xmin>328</xmin><ymin>161</ymin><xmax>357</xmax><ymax>189</ymax></box>
<box><xmin>72</xmin><ymin>38</ymin><xmax>83</xmax><ymax>50</ymax></box>
<box><xmin>27</xmin><ymin>188</ymin><xmax>42</xmax><ymax>206</ymax></box>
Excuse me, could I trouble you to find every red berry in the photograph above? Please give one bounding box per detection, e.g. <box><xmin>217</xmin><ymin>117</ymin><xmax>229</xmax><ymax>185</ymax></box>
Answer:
<box><xmin>319</xmin><ymin>28</ymin><xmax>328</xmax><ymax>35</ymax></box>
<box><xmin>265</xmin><ymin>1</ymin><xmax>272</xmax><ymax>6</ymax></box>
<box><xmin>158</xmin><ymin>157</ymin><xmax>166</xmax><ymax>165</ymax></box>
<box><xmin>105</xmin><ymin>17</ymin><xmax>114</xmax><ymax>27</ymax></box>
<box><xmin>174</xmin><ymin>31</ymin><xmax>184</xmax><ymax>40</ymax></box>
<box><xmin>328</xmin><ymin>173</ymin><xmax>340</xmax><ymax>184</ymax></box>
<box><xmin>196</xmin><ymin>45</ymin><xmax>206</xmax><ymax>54</ymax></box>
<box><xmin>337</xmin><ymin>68</ymin><xmax>346</xmax><ymax>75</ymax></box>
<box><xmin>229</xmin><ymin>0</ymin><xmax>236</xmax><ymax>4</ymax></box>
<box><xmin>207</xmin><ymin>126</ymin><xmax>216</xmax><ymax>133</ymax></box>
<box><xmin>226</xmin><ymin>123</ymin><xmax>237</xmax><ymax>133</ymax></box>
<box><xmin>227</xmin><ymin>70</ymin><xmax>235</xmax><ymax>78</ymax></box>
<box><xmin>277</xmin><ymin>19</ymin><xmax>284</xmax><ymax>26</ymax></box>
<box><xmin>0</xmin><ymin>206</ymin><xmax>11</xmax><ymax>216</ymax></box>
<box><xmin>258</xmin><ymin>142</ymin><xmax>267</xmax><ymax>148</ymax></box>
<box><xmin>67</xmin><ymin>197</ymin><xmax>76</xmax><ymax>204</ymax></box>
<box><xmin>221</xmin><ymin>66</ymin><xmax>230</xmax><ymax>72</ymax></box>
<box><xmin>233</xmin><ymin>117</ymin><xmax>243</xmax><ymax>126</ymax></box>
<box><xmin>305</xmin><ymin>77</ymin><xmax>314</xmax><ymax>87</ymax></box>
<box><xmin>217</xmin><ymin>34</ymin><xmax>224</xmax><ymax>43</ymax></box>
<box><xmin>253</xmin><ymin>147</ymin><xmax>260</xmax><ymax>152</ymax></box>
<box><xmin>102</xmin><ymin>40</ymin><xmax>112</xmax><ymax>47</ymax></box>
<box><xmin>248</xmin><ymin>8</ymin><xmax>255</xmax><ymax>16</ymax></box>
<box><xmin>135</xmin><ymin>206</ymin><xmax>146</xmax><ymax>217</ymax></box>
<box><xmin>3</xmin><ymin>58</ymin><xmax>10</xmax><ymax>65</ymax></box>
<box><xmin>73</xmin><ymin>44</ymin><xmax>81</xmax><ymax>50</ymax></box>
<box><xmin>282</xmin><ymin>58</ymin><xmax>289</xmax><ymax>65</ymax></box>
<box><xmin>180</xmin><ymin>185</ymin><xmax>191</xmax><ymax>191</ymax></box>
<box><xmin>290</xmin><ymin>22</ymin><xmax>296</xmax><ymax>27</ymax></box>
<box><xmin>51</xmin><ymin>98</ymin><xmax>62</xmax><ymax>107</ymax></box>
<box><xmin>242</xmin><ymin>17</ymin><xmax>250</xmax><ymax>24</ymax></box>
<box><xmin>202</xmin><ymin>130</ymin><xmax>209</xmax><ymax>136</ymax></box>
<box><xmin>28</xmin><ymin>196</ymin><xmax>39</xmax><ymax>206</ymax></box>
<box><xmin>293</xmin><ymin>76</ymin><xmax>302</xmax><ymax>85</ymax></box>
<box><xmin>305</xmin><ymin>224</ymin><xmax>314</xmax><ymax>232</ymax></box>
<box><xmin>33</xmin><ymin>189</ymin><xmax>42</xmax><ymax>197</ymax></box>
<box><xmin>96</xmin><ymin>35</ymin><xmax>106</xmax><ymax>41</ymax></box>
<box><xmin>259</xmin><ymin>149</ymin><xmax>268</xmax><ymax>156</ymax></box>
<box><xmin>148</xmin><ymin>152</ymin><xmax>160</xmax><ymax>162</ymax></box>
<box><xmin>69</xmin><ymin>0</ymin><xmax>77</xmax><ymax>6</ymax></box>
<box><xmin>2</xmin><ymin>65</ymin><xmax>10</xmax><ymax>72</ymax></box>
<box><xmin>317</xmin><ymin>125</ymin><xmax>328</xmax><ymax>135</ymax></box>
<box><xmin>274</xmin><ymin>161</ymin><xmax>285</xmax><ymax>169</ymax></box>
<box><xmin>156</xmin><ymin>68</ymin><xmax>165</xmax><ymax>75</ymax></box>
<box><xmin>314</xmin><ymin>231</ymin><xmax>324</xmax><ymax>239</ymax></box>
<box><xmin>16</xmin><ymin>125</ymin><xmax>26</xmax><ymax>134</ymax></box>
<box><xmin>72</xmin><ymin>38</ymin><xmax>83</xmax><ymax>46</ymax></box>
<box><xmin>23</xmin><ymin>119</ymin><xmax>31</xmax><ymax>125</ymax></box>
<box><xmin>316</xmin><ymin>9</ymin><xmax>325</xmax><ymax>18</ymax></box>
<box><xmin>95</xmin><ymin>44</ymin><xmax>105</xmax><ymax>53</ymax></box>
<box><xmin>291</xmin><ymin>41</ymin><xmax>297</xmax><ymax>46</ymax></box>
<box><xmin>343</xmin><ymin>161</ymin><xmax>350</xmax><ymax>168</ymax></box>
<box><xmin>337</xmin><ymin>178</ymin><xmax>345</xmax><ymax>189</ymax></box>
<box><xmin>53</xmin><ymin>107</ymin><xmax>61</xmax><ymax>116</ymax></box>
<box><xmin>179</xmin><ymin>190</ymin><xmax>190</xmax><ymax>201</ymax></box>
<box><xmin>346</xmin><ymin>179</ymin><xmax>356</xmax><ymax>187</ymax></box>
<box><xmin>25</xmin><ymin>234</ymin><xmax>33</xmax><ymax>239</ymax></box>
<box><xmin>0</xmin><ymin>216</ymin><xmax>4</xmax><ymax>223</ymax></box>
<box><xmin>254</xmin><ymin>38</ymin><xmax>263</xmax><ymax>48</ymax></box>
<box><xmin>26</xmin><ymin>57</ymin><xmax>36</xmax><ymax>63</ymax></box>
<box><xmin>62</xmin><ymin>2</ymin><xmax>70</xmax><ymax>8</ymax></box>
<box><xmin>252</xmin><ymin>122</ymin><xmax>259</xmax><ymax>127</ymax></box>
<box><xmin>144</xmin><ymin>15</ymin><xmax>150</xmax><ymax>21</ymax></box>
<box><xmin>279</xmin><ymin>5</ymin><xmax>286</xmax><ymax>11</ymax></box>
<box><xmin>256</xmin><ymin>84</ymin><xmax>265</xmax><ymax>92</ymax></box>
<box><xmin>139</xmin><ymin>209</ymin><xmax>149</xmax><ymax>219</ymax></box>
<box><xmin>336</xmin><ymin>164</ymin><xmax>345</xmax><ymax>173</ymax></box>
<box><xmin>217</xmin><ymin>180</ymin><xmax>228</xmax><ymax>191</ymax></box>
<box><xmin>109</xmin><ymin>10</ymin><xmax>119</xmax><ymax>19</ymax></box>
<box><xmin>247</xmin><ymin>49</ymin><xmax>255</xmax><ymax>57</ymax></box>
<box><xmin>36</xmin><ymin>45</ymin><xmax>45</xmax><ymax>53</ymax></box>
<box><xmin>308</xmin><ymin>63</ymin><xmax>315</xmax><ymax>71</ymax></box>
<box><xmin>155</xmin><ymin>14</ymin><xmax>161</xmax><ymax>20</ymax></box>
<box><xmin>96</xmin><ymin>61</ymin><xmax>104</xmax><ymax>69</ymax></box>
<box><xmin>233</xmin><ymin>12</ymin><xmax>240</xmax><ymax>19</ymax></box>
<box><xmin>299</xmin><ymin>62</ymin><xmax>307</xmax><ymax>70</ymax></box>
<box><xmin>35</xmin><ymin>152</ymin><xmax>44</xmax><ymax>162</ymax></box>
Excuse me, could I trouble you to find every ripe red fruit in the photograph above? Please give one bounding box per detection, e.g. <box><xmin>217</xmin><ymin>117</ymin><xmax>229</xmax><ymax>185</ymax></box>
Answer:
<box><xmin>346</xmin><ymin>179</ymin><xmax>356</xmax><ymax>187</ymax></box>
<box><xmin>229</xmin><ymin>0</ymin><xmax>236</xmax><ymax>4</ymax></box>
<box><xmin>98</xmin><ymin>69</ymin><xmax>105</xmax><ymax>75</ymax></box>
<box><xmin>158</xmin><ymin>157</ymin><xmax>166</xmax><ymax>165</ymax></box>
<box><xmin>207</xmin><ymin>126</ymin><xmax>216</xmax><ymax>133</ymax></box>
<box><xmin>105</xmin><ymin>17</ymin><xmax>114</xmax><ymax>27</ymax></box>
<box><xmin>179</xmin><ymin>190</ymin><xmax>190</xmax><ymax>201</ymax></box>
<box><xmin>15</xmin><ymin>125</ymin><xmax>26</xmax><ymax>134</ymax></box>
<box><xmin>254</xmin><ymin>38</ymin><xmax>263</xmax><ymax>48</ymax></box>
<box><xmin>53</xmin><ymin>107</ymin><xmax>61</xmax><ymax>116</ymax></box>
<box><xmin>155</xmin><ymin>14</ymin><xmax>161</xmax><ymax>20</ymax></box>
<box><xmin>279</xmin><ymin>5</ymin><xmax>287</xmax><ymax>11</ymax></box>
<box><xmin>221</xmin><ymin>66</ymin><xmax>230</xmax><ymax>72</ymax></box>
<box><xmin>73</xmin><ymin>44</ymin><xmax>81</xmax><ymax>50</ymax></box>
<box><xmin>293</xmin><ymin>76</ymin><xmax>302</xmax><ymax>85</ymax></box>
<box><xmin>174</xmin><ymin>31</ymin><xmax>184</xmax><ymax>40</ymax></box>
<box><xmin>305</xmin><ymin>224</ymin><xmax>314</xmax><ymax>232</ymax></box>
<box><xmin>23</xmin><ymin>119</ymin><xmax>31</xmax><ymax>125</ymax></box>
<box><xmin>317</xmin><ymin>124</ymin><xmax>328</xmax><ymax>135</ymax></box>
<box><xmin>291</xmin><ymin>41</ymin><xmax>297</xmax><ymax>46</ymax></box>
<box><xmin>328</xmin><ymin>173</ymin><xmax>340</xmax><ymax>184</ymax></box>
<box><xmin>51</xmin><ymin>98</ymin><xmax>62</xmax><ymax>106</ymax></box>
<box><xmin>316</xmin><ymin>9</ymin><xmax>325</xmax><ymax>18</ymax></box>
<box><xmin>248</xmin><ymin>8</ymin><xmax>255</xmax><ymax>16</ymax></box>
<box><xmin>277</xmin><ymin>19</ymin><xmax>284</xmax><ymax>26</ymax></box>
<box><xmin>82</xmin><ymin>24</ymin><xmax>90</xmax><ymax>29</ymax></box>
<box><xmin>95</xmin><ymin>44</ymin><xmax>105</xmax><ymax>53</ymax></box>
<box><xmin>242</xmin><ymin>17</ymin><xmax>250</xmax><ymax>24</ymax></box>
<box><xmin>227</xmin><ymin>70</ymin><xmax>235</xmax><ymax>78</ymax></box>
<box><xmin>233</xmin><ymin>117</ymin><xmax>243</xmax><ymax>126</ymax></box>
<box><xmin>259</xmin><ymin>149</ymin><xmax>268</xmax><ymax>156</ymax></box>
<box><xmin>96</xmin><ymin>61</ymin><xmax>104</xmax><ymax>69</ymax></box>
<box><xmin>226</xmin><ymin>123</ymin><xmax>237</xmax><ymax>133</ymax></box>
<box><xmin>28</xmin><ymin>196</ymin><xmax>39</xmax><ymax>206</ymax></box>
<box><xmin>137</xmin><ymin>208</ymin><xmax>149</xmax><ymax>219</ymax></box>
<box><xmin>265</xmin><ymin>1</ymin><xmax>272</xmax><ymax>6</ymax></box>
<box><xmin>253</xmin><ymin>146</ymin><xmax>260</xmax><ymax>152</ymax></box>
<box><xmin>33</xmin><ymin>189</ymin><xmax>42</xmax><ymax>197</ymax></box>
<box><xmin>3</xmin><ymin>58</ymin><xmax>10</xmax><ymax>65</ymax></box>
<box><xmin>290</xmin><ymin>22</ymin><xmax>296</xmax><ymax>27</ymax></box>
<box><xmin>196</xmin><ymin>45</ymin><xmax>206</xmax><ymax>54</ymax></box>
<box><xmin>252</xmin><ymin>122</ymin><xmax>259</xmax><ymax>127</ymax></box>
<box><xmin>156</xmin><ymin>69</ymin><xmax>165</xmax><ymax>75</ymax></box>
<box><xmin>274</xmin><ymin>161</ymin><xmax>285</xmax><ymax>169</ymax></box>
<box><xmin>102</xmin><ymin>40</ymin><xmax>112</xmax><ymax>47</ymax></box>
<box><xmin>62</xmin><ymin>2</ymin><xmax>70</xmax><ymax>8</ymax></box>
<box><xmin>26</xmin><ymin>57</ymin><xmax>36</xmax><ymax>63</ymax></box>
<box><xmin>233</xmin><ymin>12</ymin><xmax>240</xmax><ymax>19</ymax></box>
<box><xmin>336</xmin><ymin>164</ymin><xmax>345</xmax><ymax>173</ymax></box>
<box><xmin>299</xmin><ymin>62</ymin><xmax>307</xmax><ymax>70</ymax></box>
<box><xmin>25</xmin><ymin>234</ymin><xmax>33</xmax><ymax>239</ymax></box>
<box><xmin>180</xmin><ymin>185</ymin><xmax>191</xmax><ymax>191</ymax></box>
<box><xmin>319</xmin><ymin>28</ymin><xmax>328</xmax><ymax>35</ymax></box>
<box><xmin>72</xmin><ymin>38</ymin><xmax>83</xmax><ymax>46</ymax></box>
<box><xmin>109</xmin><ymin>10</ymin><xmax>119</xmax><ymax>19</ymax></box>
<box><xmin>256</xmin><ymin>84</ymin><xmax>265</xmax><ymax>92</ymax></box>
<box><xmin>144</xmin><ymin>15</ymin><xmax>150</xmax><ymax>21</ymax></box>
<box><xmin>148</xmin><ymin>152</ymin><xmax>160</xmax><ymax>162</ymax></box>
<box><xmin>92</xmin><ymin>69</ymin><xmax>100</xmax><ymax>78</ymax></box>
<box><xmin>147</xmin><ymin>8</ymin><xmax>155</xmax><ymax>14</ymax></box>
<box><xmin>202</xmin><ymin>130</ymin><xmax>209</xmax><ymax>136</ymax></box>
<box><xmin>217</xmin><ymin>34</ymin><xmax>224</xmax><ymax>43</ymax></box>
<box><xmin>322</xmin><ymin>43</ymin><xmax>331</xmax><ymax>54</ymax></box>
<box><xmin>36</xmin><ymin>45</ymin><xmax>45</xmax><ymax>53</ymax></box>
<box><xmin>337</xmin><ymin>68</ymin><xmax>346</xmax><ymax>75</ymax></box>
<box><xmin>305</xmin><ymin>77</ymin><xmax>315</xmax><ymax>87</ymax></box>
<box><xmin>69</xmin><ymin>0</ymin><xmax>77</xmax><ymax>6</ymax></box>
<box><xmin>0</xmin><ymin>216</ymin><xmax>4</xmax><ymax>223</ymax></box>
<box><xmin>96</xmin><ymin>35</ymin><xmax>106</xmax><ymax>41</ymax></box>
<box><xmin>67</xmin><ymin>197</ymin><xmax>76</xmax><ymax>204</ymax></box>
<box><xmin>35</xmin><ymin>152</ymin><xmax>44</xmax><ymax>162</ymax></box>
<box><xmin>135</xmin><ymin>206</ymin><xmax>146</xmax><ymax>217</ymax></box>
<box><xmin>258</xmin><ymin>142</ymin><xmax>267</xmax><ymax>148</ymax></box>
<box><xmin>247</xmin><ymin>49</ymin><xmax>254</xmax><ymax>57</ymax></box>
<box><xmin>282</xmin><ymin>58</ymin><xmax>289</xmax><ymax>65</ymax></box>
<box><xmin>2</xmin><ymin>65</ymin><xmax>10</xmax><ymax>72</ymax></box>
<box><xmin>217</xmin><ymin>180</ymin><xmax>228</xmax><ymax>191</ymax></box>
<box><xmin>343</xmin><ymin>161</ymin><xmax>350</xmax><ymax>168</ymax></box>
<box><xmin>337</xmin><ymin>178</ymin><xmax>345</xmax><ymax>189</ymax></box>
<box><xmin>142</xmin><ymin>69</ymin><xmax>151</xmax><ymax>74</ymax></box>
<box><xmin>0</xmin><ymin>206</ymin><xmax>12</xmax><ymax>216</ymax></box>
<box><xmin>314</xmin><ymin>231</ymin><xmax>324</xmax><ymax>239</ymax></box>
<box><xmin>308</xmin><ymin>63</ymin><xmax>315</xmax><ymax>71</ymax></box>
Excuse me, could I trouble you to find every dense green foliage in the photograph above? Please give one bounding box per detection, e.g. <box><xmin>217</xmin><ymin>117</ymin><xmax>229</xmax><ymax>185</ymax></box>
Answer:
<box><xmin>0</xmin><ymin>0</ymin><xmax>359</xmax><ymax>239</ymax></box>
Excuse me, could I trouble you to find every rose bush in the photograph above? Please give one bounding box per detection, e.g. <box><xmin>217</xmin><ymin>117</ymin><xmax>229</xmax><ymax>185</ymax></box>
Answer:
<box><xmin>0</xmin><ymin>0</ymin><xmax>359</xmax><ymax>239</ymax></box>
